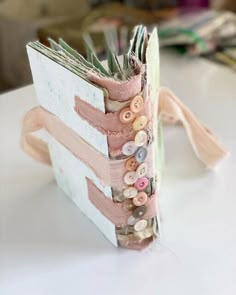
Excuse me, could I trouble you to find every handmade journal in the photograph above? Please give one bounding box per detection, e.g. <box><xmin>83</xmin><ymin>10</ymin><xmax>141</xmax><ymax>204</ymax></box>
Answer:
<box><xmin>21</xmin><ymin>25</ymin><xmax>228</xmax><ymax>250</ymax></box>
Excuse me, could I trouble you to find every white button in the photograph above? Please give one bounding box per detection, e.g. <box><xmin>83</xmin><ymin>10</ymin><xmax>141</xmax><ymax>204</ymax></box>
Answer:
<box><xmin>127</xmin><ymin>215</ymin><xmax>138</xmax><ymax>225</ymax></box>
<box><xmin>134</xmin><ymin>219</ymin><xmax>148</xmax><ymax>231</ymax></box>
<box><xmin>124</xmin><ymin>171</ymin><xmax>138</xmax><ymax>185</ymax></box>
<box><xmin>134</xmin><ymin>130</ymin><xmax>148</xmax><ymax>147</ymax></box>
<box><xmin>136</xmin><ymin>163</ymin><xmax>148</xmax><ymax>178</ymax></box>
<box><xmin>123</xmin><ymin>186</ymin><xmax>138</xmax><ymax>199</ymax></box>
<box><xmin>122</xmin><ymin>141</ymin><xmax>138</xmax><ymax>156</ymax></box>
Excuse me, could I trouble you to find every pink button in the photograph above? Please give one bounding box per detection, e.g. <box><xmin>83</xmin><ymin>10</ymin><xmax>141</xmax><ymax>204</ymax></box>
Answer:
<box><xmin>134</xmin><ymin>177</ymin><xmax>149</xmax><ymax>191</ymax></box>
<box><xmin>119</xmin><ymin>107</ymin><xmax>135</xmax><ymax>123</ymax></box>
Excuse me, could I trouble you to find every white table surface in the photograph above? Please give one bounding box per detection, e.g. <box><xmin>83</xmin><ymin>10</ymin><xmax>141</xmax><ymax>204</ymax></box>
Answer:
<box><xmin>1</xmin><ymin>51</ymin><xmax>236</xmax><ymax>295</ymax></box>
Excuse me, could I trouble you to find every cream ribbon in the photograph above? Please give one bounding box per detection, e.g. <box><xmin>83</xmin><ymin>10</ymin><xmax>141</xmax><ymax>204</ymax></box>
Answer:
<box><xmin>20</xmin><ymin>88</ymin><xmax>229</xmax><ymax>250</ymax></box>
<box><xmin>21</xmin><ymin>87</ymin><xmax>229</xmax><ymax>169</ymax></box>
<box><xmin>158</xmin><ymin>87</ymin><xmax>229</xmax><ymax>168</ymax></box>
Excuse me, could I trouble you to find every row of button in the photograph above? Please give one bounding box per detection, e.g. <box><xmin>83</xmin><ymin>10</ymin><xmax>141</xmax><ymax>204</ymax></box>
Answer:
<box><xmin>119</xmin><ymin>96</ymin><xmax>148</xmax><ymax>132</ymax></box>
<box><xmin>124</xmin><ymin>162</ymin><xmax>148</xmax><ymax>184</ymax></box>
<box><xmin>122</xmin><ymin>143</ymin><xmax>148</xmax><ymax>162</ymax></box>
<box><xmin>119</xmin><ymin>95</ymin><xmax>144</xmax><ymax>124</ymax></box>
<box><xmin>119</xmin><ymin>94</ymin><xmax>150</xmax><ymax>233</ymax></box>
<box><xmin>120</xmin><ymin>111</ymin><xmax>148</xmax><ymax>130</ymax></box>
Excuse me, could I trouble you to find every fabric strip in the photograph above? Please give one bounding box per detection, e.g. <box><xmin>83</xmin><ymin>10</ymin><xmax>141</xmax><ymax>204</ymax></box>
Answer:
<box><xmin>87</xmin><ymin>71</ymin><xmax>142</xmax><ymax>102</ymax></box>
<box><xmin>158</xmin><ymin>87</ymin><xmax>229</xmax><ymax>168</ymax></box>
<box><xmin>75</xmin><ymin>87</ymin><xmax>229</xmax><ymax>168</ymax></box>
<box><xmin>118</xmin><ymin>237</ymin><xmax>154</xmax><ymax>250</ymax></box>
<box><xmin>86</xmin><ymin>177</ymin><xmax>157</xmax><ymax>226</ymax></box>
<box><xmin>73</xmin><ymin>87</ymin><xmax>229</xmax><ymax>168</ymax></box>
<box><xmin>21</xmin><ymin>106</ymin><xmax>153</xmax><ymax>188</ymax></box>
<box><xmin>74</xmin><ymin>95</ymin><xmax>153</xmax><ymax>152</ymax></box>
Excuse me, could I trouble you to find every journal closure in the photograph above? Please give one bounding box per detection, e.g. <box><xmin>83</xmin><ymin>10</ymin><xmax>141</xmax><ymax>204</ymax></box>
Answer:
<box><xmin>21</xmin><ymin>88</ymin><xmax>229</xmax><ymax>250</ymax></box>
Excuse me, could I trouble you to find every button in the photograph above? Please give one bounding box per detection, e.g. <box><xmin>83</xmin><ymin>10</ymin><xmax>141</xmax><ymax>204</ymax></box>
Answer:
<box><xmin>127</xmin><ymin>215</ymin><xmax>138</xmax><ymax>225</ymax></box>
<box><xmin>130</xmin><ymin>95</ymin><xmax>144</xmax><ymax>113</ymax></box>
<box><xmin>123</xmin><ymin>186</ymin><xmax>138</xmax><ymax>199</ymax></box>
<box><xmin>132</xmin><ymin>115</ymin><xmax>148</xmax><ymax>131</ymax></box>
<box><xmin>136</xmin><ymin>163</ymin><xmax>148</xmax><ymax>178</ymax></box>
<box><xmin>135</xmin><ymin>147</ymin><xmax>148</xmax><ymax>163</ymax></box>
<box><xmin>134</xmin><ymin>177</ymin><xmax>149</xmax><ymax>191</ymax></box>
<box><xmin>124</xmin><ymin>171</ymin><xmax>138</xmax><ymax>185</ymax></box>
<box><xmin>122</xmin><ymin>141</ymin><xmax>138</xmax><ymax>156</ymax></box>
<box><xmin>134</xmin><ymin>219</ymin><xmax>148</xmax><ymax>231</ymax></box>
<box><xmin>133</xmin><ymin>192</ymin><xmax>148</xmax><ymax>206</ymax></box>
<box><xmin>125</xmin><ymin>157</ymin><xmax>139</xmax><ymax>171</ymax></box>
<box><xmin>123</xmin><ymin>200</ymin><xmax>136</xmax><ymax>212</ymax></box>
<box><xmin>132</xmin><ymin>205</ymin><xmax>147</xmax><ymax>219</ymax></box>
<box><xmin>134</xmin><ymin>130</ymin><xmax>148</xmax><ymax>147</ymax></box>
<box><xmin>119</xmin><ymin>107</ymin><xmax>135</xmax><ymax>123</ymax></box>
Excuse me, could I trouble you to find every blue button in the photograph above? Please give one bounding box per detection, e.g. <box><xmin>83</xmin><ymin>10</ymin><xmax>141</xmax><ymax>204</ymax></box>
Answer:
<box><xmin>135</xmin><ymin>147</ymin><xmax>148</xmax><ymax>163</ymax></box>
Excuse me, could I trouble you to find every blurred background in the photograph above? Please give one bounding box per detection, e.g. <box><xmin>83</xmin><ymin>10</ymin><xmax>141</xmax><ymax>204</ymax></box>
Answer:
<box><xmin>0</xmin><ymin>0</ymin><xmax>236</xmax><ymax>93</ymax></box>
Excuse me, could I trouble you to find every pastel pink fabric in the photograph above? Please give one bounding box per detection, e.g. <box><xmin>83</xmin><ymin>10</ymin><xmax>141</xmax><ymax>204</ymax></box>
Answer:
<box><xmin>74</xmin><ymin>95</ymin><xmax>153</xmax><ymax>152</ymax></box>
<box><xmin>73</xmin><ymin>87</ymin><xmax>229</xmax><ymax>167</ymax></box>
<box><xmin>21</xmin><ymin>87</ymin><xmax>229</xmax><ymax>177</ymax></box>
<box><xmin>20</xmin><ymin>87</ymin><xmax>229</xmax><ymax>250</ymax></box>
<box><xmin>119</xmin><ymin>237</ymin><xmax>154</xmax><ymax>250</ymax></box>
<box><xmin>21</xmin><ymin>106</ymin><xmax>155</xmax><ymax>186</ymax></box>
<box><xmin>87</xmin><ymin>71</ymin><xmax>142</xmax><ymax>101</ymax></box>
<box><xmin>158</xmin><ymin>87</ymin><xmax>229</xmax><ymax>168</ymax></box>
<box><xmin>86</xmin><ymin>178</ymin><xmax>157</xmax><ymax>226</ymax></box>
<box><xmin>21</xmin><ymin>106</ymin><xmax>133</xmax><ymax>188</ymax></box>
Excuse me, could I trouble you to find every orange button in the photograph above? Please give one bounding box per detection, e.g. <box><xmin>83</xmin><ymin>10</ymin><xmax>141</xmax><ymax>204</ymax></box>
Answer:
<box><xmin>119</xmin><ymin>107</ymin><xmax>135</xmax><ymax>123</ymax></box>
<box><xmin>133</xmin><ymin>192</ymin><xmax>148</xmax><ymax>206</ymax></box>
<box><xmin>125</xmin><ymin>157</ymin><xmax>139</xmax><ymax>171</ymax></box>
<box><xmin>130</xmin><ymin>95</ymin><xmax>144</xmax><ymax>113</ymax></box>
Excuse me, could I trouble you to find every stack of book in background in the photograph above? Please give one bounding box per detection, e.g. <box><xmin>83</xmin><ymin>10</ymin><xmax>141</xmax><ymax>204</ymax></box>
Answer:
<box><xmin>158</xmin><ymin>9</ymin><xmax>236</xmax><ymax>71</ymax></box>
<box><xmin>39</xmin><ymin>4</ymin><xmax>236</xmax><ymax>73</ymax></box>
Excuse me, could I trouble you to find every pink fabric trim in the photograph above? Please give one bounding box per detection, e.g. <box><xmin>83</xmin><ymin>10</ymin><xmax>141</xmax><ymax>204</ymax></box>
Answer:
<box><xmin>119</xmin><ymin>237</ymin><xmax>154</xmax><ymax>250</ymax></box>
<box><xmin>87</xmin><ymin>71</ymin><xmax>142</xmax><ymax>101</ymax></box>
<box><xmin>158</xmin><ymin>87</ymin><xmax>229</xmax><ymax>168</ymax></box>
<box><xmin>86</xmin><ymin>177</ymin><xmax>157</xmax><ymax>226</ymax></box>
<box><xmin>74</xmin><ymin>95</ymin><xmax>153</xmax><ymax>151</ymax></box>
<box><xmin>21</xmin><ymin>107</ymin><xmax>153</xmax><ymax>188</ymax></box>
<box><xmin>20</xmin><ymin>87</ymin><xmax>230</xmax><ymax>249</ymax></box>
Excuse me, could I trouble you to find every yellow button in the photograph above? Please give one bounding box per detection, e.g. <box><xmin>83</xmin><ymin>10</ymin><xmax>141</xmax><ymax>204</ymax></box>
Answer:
<box><xmin>132</xmin><ymin>115</ymin><xmax>148</xmax><ymax>131</ymax></box>
<box><xmin>123</xmin><ymin>186</ymin><xmax>138</xmax><ymax>199</ymax></box>
<box><xmin>130</xmin><ymin>96</ymin><xmax>144</xmax><ymax>113</ymax></box>
<box><xmin>119</xmin><ymin>107</ymin><xmax>135</xmax><ymax>123</ymax></box>
<box><xmin>125</xmin><ymin>157</ymin><xmax>139</xmax><ymax>171</ymax></box>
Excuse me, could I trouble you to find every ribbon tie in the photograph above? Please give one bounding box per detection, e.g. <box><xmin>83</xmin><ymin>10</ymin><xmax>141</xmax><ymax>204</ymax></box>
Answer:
<box><xmin>21</xmin><ymin>87</ymin><xmax>229</xmax><ymax>169</ymax></box>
